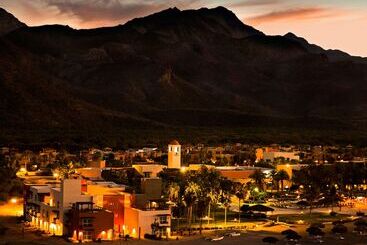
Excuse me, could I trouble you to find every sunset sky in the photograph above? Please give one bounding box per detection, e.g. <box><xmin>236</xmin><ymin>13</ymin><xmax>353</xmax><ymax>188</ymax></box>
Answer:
<box><xmin>1</xmin><ymin>0</ymin><xmax>366</xmax><ymax>57</ymax></box>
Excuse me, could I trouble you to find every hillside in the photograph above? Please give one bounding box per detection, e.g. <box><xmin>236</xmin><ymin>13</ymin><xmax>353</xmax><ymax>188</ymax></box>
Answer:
<box><xmin>0</xmin><ymin>8</ymin><xmax>25</xmax><ymax>35</ymax></box>
<box><xmin>0</xmin><ymin>7</ymin><xmax>367</xmax><ymax>147</ymax></box>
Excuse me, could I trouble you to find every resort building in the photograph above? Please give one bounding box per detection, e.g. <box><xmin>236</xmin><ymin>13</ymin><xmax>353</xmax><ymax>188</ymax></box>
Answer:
<box><xmin>24</xmin><ymin>177</ymin><xmax>171</xmax><ymax>242</ymax></box>
<box><xmin>24</xmin><ymin>179</ymin><xmax>93</xmax><ymax>237</ymax></box>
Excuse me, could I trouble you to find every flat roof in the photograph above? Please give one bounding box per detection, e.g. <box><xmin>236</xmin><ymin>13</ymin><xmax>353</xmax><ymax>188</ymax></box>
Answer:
<box><xmin>215</xmin><ymin>166</ymin><xmax>272</xmax><ymax>171</ymax></box>
<box><xmin>31</xmin><ymin>185</ymin><xmax>51</xmax><ymax>193</ymax></box>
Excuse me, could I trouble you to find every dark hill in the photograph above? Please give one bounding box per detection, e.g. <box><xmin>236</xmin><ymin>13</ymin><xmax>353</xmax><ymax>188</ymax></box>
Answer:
<box><xmin>0</xmin><ymin>8</ymin><xmax>26</xmax><ymax>35</ymax></box>
<box><xmin>1</xmin><ymin>7</ymin><xmax>367</xmax><ymax>147</ymax></box>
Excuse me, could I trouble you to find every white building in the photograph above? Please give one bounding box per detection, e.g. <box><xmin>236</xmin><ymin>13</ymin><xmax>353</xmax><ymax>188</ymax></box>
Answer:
<box><xmin>263</xmin><ymin>151</ymin><xmax>300</xmax><ymax>162</ymax></box>
<box><xmin>168</xmin><ymin>140</ymin><xmax>181</xmax><ymax>169</ymax></box>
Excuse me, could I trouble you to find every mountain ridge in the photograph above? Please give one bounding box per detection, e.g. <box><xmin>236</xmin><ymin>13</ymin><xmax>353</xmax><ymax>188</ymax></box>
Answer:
<box><xmin>0</xmin><ymin>6</ymin><xmax>367</xmax><ymax>146</ymax></box>
<box><xmin>0</xmin><ymin>7</ymin><xmax>26</xmax><ymax>35</ymax></box>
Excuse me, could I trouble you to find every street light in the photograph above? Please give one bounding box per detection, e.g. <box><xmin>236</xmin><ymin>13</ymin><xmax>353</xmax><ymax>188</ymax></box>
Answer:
<box><xmin>10</xmin><ymin>197</ymin><xmax>17</xmax><ymax>204</ymax></box>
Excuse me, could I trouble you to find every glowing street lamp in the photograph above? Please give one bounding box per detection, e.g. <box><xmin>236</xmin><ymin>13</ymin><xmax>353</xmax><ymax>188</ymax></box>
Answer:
<box><xmin>10</xmin><ymin>197</ymin><xmax>17</xmax><ymax>204</ymax></box>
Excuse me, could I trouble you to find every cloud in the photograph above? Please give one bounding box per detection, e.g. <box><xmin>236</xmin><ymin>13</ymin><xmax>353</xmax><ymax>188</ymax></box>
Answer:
<box><xmin>37</xmin><ymin>0</ymin><xmax>203</xmax><ymax>28</ymax></box>
<box><xmin>246</xmin><ymin>7</ymin><xmax>340</xmax><ymax>25</ymax></box>
<box><xmin>230</xmin><ymin>0</ymin><xmax>282</xmax><ymax>8</ymax></box>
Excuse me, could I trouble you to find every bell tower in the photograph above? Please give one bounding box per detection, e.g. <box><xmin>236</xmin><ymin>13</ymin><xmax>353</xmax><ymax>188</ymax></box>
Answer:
<box><xmin>168</xmin><ymin>140</ymin><xmax>181</xmax><ymax>169</ymax></box>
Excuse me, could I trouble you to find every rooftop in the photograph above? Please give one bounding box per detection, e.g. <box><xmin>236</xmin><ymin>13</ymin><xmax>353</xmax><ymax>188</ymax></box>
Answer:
<box><xmin>169</xmin><ymin>140</ymin><xmax>180</xmax><ymax>145</ymax></box>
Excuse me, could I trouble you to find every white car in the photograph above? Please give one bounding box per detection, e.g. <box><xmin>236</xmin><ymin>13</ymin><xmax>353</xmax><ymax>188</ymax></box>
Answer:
<box><xmin>211</xmin><ymin>236</ymin><xmax>224</xmax><ymax>241</ymax></box>
<box><xmin>227</xmin><ymin>232</ymin><xmax>241</xmax><ymax>237</ymax></box>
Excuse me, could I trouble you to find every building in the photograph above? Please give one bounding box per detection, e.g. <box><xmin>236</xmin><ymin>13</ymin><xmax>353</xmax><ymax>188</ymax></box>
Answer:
<box><xmin>216</xmin><ymin>166</ymin><xmax>272</xmax><ymax>184</ymax></box>
<box><xmin>24</xmin><ymin>177</ymin><xmax>171</xmax><ymax>241</ymax></box>
<box><xmin>256</xmin><ymin>147</ymin><xmax>300</xmax><ymax>162</ymax></box>
<box><xmin>86</xmin><ymin>178</ymin><xmax>171</xmax><ymax>239</ymax></box>
<box><xmin>132</xmin><ymin>164</ymin><xmax>166</xmax><ymax>178</ymax></box>
<box><xmin>168</xmin><ymin>140</ymin><xmax>181</xmax><ymax>169</ymax></box>
<box><xmin>24</xmin><ymin>179</ymin><xmax>94</xmax><ymax>238</ymax></box>
<box><xmin>66</xmin><ymin>202</ymin><xmax>114</xmax><ymax>242</ymax></box>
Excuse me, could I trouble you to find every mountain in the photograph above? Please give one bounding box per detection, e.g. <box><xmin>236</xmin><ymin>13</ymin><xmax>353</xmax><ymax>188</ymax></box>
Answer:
<box><xmin>0</xmin><ymin>7</ymin><xmax>367</xmax><ymax>147</ymax></box>
<box><xmin>283</xmin><ymin>32</ymin><xmax>367</xmax><ymax>63</ymax></box>
<box><xmin>0</xmin><ymin>8</ymin><xmax>26</xmax><ymax>35</ymax></box>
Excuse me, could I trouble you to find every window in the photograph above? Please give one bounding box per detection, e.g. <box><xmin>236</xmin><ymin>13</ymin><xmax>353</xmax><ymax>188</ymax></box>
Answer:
<box><xmin>82</xmin><ymin>218</ymin><xmax>93</xmax><ymax>227</ymax></box>
<box><xmin>84</xmin><ymin>230</ymin><xmax>92</xmax><ymax>240</ymax></box>
<box><xmin>159</xmin><ymin>216</ymin><xmax>168</xmax><ymax>224</ymax></box>
<box><xmin>144</xmin><ymin>172</ymin><xmax>151</xmax><ymax>178</ymax></box>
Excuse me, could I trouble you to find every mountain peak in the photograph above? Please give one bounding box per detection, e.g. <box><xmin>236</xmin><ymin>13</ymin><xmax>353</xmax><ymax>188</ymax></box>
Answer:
<box><xmin>0</xmin><ymin>7</ymin><xmax>26</xmax><ymax>35</ymax></box>
<box><xmin>125</xmin><ymin>6</ymin><xmax>262</xmax><ymax>39</ymax></box>
<box><xmin>284</xmin><ymin>32</ymin><xmax>298</xmax><ymax>39</ymax></box>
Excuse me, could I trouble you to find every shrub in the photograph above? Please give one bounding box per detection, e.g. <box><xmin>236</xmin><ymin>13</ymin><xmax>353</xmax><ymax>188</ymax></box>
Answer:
<box><xmin>144</xmin><ymin>234</ymin><xmax>161</xmax><ymax>240</ymax></box>
<box><xmin>330</xmin><ymin>211</ymin><xmax>337</xmax><ymax>217</ymax></box>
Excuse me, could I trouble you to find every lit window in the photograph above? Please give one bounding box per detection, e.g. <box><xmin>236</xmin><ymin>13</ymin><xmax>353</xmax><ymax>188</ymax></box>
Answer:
<box><xmin>159</xmin><ymin>216</ymin><xmax>168</xmax><ymax>224</ymax></box>
<box><xmin>84</xmin><ymin>230</ymin><xmax>92</xmax><ymax>240</ymax></box>
<box><xmin>82</xmin><ymin>218</ymin><xmax>93</xmax><ymax>227</ymax></box>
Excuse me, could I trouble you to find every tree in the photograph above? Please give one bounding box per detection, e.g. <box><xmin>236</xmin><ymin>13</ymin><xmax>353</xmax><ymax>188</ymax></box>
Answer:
<box><xmin>183</xmin><ymin>182</ymin><xmax>200</xmax><ymax>234</ymax></box>
<box><xmin>249</xmin><ymin>169</ymin><xmax>266</xmax><ymax>190</ymax></box>
<box><xmin>331</xmin><ymin>224</ymin><xmax>347</xmax><ymax>236</ymax></box>
<box><xmin>207</xmin><ymin>190</ymin><xmax>219</xmax><ymax>225</ymax></box>
<box><xmin>306</xmin><ymin>226</ymin><xmax>325</xmax><ymax>237</ymax></box>
<box><xmin>188</xmin><ymin>166</ymin><xmax>221</xmax><ymax>226</ymax></box>
<box><xmin>262</xmin><ymin>236</ymin><xmax>279</xmax><ymax>244</ymax></box>
<box><xmin>270</xmin><ymin>170</ymin><xmax>278</xmax><ymax>192</ymax></box>
<box><xmin>58</xmin><ymin>162</ymin><xmax>75</xmax><ymax>179</ymax></box>
<box><xmin>275</xmin><ymin>170</ymin><xmax>290</xmax><ymax>191</ymax></box>
<box><xmin>234</xmin><ymin>183</ymin><xmax>247</xmax><ymax>222</ymax></box>
<box><xmin>0</xmin><ymin>155</ymin><xmax>22</xmax><ymax>201</ymax></box>
<box><xmin>151</xmin><ymin>220</ymin><xmax>160</xmax><ymax>235</ymax></box>
<box><xmin>219</xmin><ymin>178</ymin><xmax>234</xmax><ymax>225</ymax></box>
<box><xmin>292</xmin><ymin>164</ymin><xmax>329</xmax><ymax>214</ymax></box>
<box><xmin>304</xmin><ymin>185</ymin><xmax>321</xmax><ymax>214</ymax></box>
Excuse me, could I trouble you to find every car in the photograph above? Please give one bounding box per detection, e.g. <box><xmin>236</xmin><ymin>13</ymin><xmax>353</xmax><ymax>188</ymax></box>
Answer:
<box><xmin>211</xmin><ymin>236</ymin><xmax>224</xmax><ymax>241</ymax></box>
<box><xmin>226</xmin><ymin>232</ymin><xmax>241</xmax><ymax>237</ymax></box>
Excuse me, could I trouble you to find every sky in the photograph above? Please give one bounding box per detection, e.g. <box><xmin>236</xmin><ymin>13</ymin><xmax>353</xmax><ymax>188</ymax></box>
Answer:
<box><xmin>1</xmin><ymin>0</ymin><xmax>366</xmax><ymax>57</ymax></box>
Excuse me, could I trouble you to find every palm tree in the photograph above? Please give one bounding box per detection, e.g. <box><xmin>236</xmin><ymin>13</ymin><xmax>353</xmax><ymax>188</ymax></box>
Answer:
<box><xmin>234</xmin><ymin>183</ymin><xmax>247</xmax><ymax>223</ymax></box>
<box><xmin>249</xmin><ymin>169</ymin><xmax>266</xmax><ymax>190</ymax></box>
<box><xmin>219</xmin><ymin>178</ymin><xmax>234</xmax><ymax>225</ymax></box>
<box><xmin>58</xmin><ymin>162</ymin><xmax>75</xmax><ymax>179</ymax></box>
<box><xmin>275</xmin><ymin>170</ymin><xmax>290</xmax><ymax>191</ymax></box>
<box><xmin>270</xmin><ymin>170</ymin><xmax>278</xmax><ymax>192</ymax></box>
<box><xmin>219</xmin><ymin>192</ymin><xmax>231</xmax><ymax>225</ymax></box>
<box><xmin>194</xmin><ymin>166</ymin><xmax>222</xmax><ymax>225</ymax></box>
<box><xmin>183</xmin><ymin>182</ymin><xmax>200</xmax><ymax>234</ymax></box>
<box><xmin>207</xmin><ymin>190</ymin><xmax>218</xmax><ymax>225</ymax></box>
<box><xmin>304</xmin><ymin>185</ymin><xmax>321</xmax><ymax>214</ymax></box>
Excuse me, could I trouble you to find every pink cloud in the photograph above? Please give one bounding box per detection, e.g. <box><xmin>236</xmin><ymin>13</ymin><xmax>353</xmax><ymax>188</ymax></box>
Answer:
<box><xmin>246</xmin><ymin>7</ymin><xmax>341</xmax><ymax>25</ymax></box>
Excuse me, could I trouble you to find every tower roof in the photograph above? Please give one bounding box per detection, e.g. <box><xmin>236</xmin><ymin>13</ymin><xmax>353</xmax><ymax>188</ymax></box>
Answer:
<box><xmin>169</xmin><ymin>140</ymin><xmax>180</xmax><ymax>145</ymax></box>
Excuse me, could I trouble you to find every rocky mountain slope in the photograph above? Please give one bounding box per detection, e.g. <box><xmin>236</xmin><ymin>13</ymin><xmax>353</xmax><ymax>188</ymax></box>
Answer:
<box><xmin>0</xmin><ymin>7</ymin><xmax>366</xmax><ymax>146</ymax></box>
